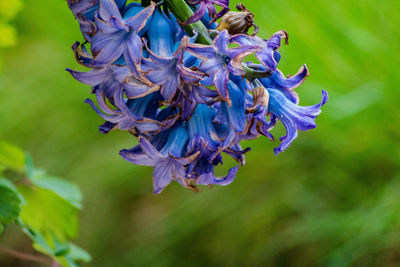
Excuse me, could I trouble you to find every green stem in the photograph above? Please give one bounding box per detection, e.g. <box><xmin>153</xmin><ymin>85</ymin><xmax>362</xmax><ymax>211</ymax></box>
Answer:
<box><xmin>164</xmin><ymin>0</ymin><xmax>213</xmax><ymax>44</ymax></box>
<box><xmin>244</xmin><ymin>63</ymin><xmax>273</xmax><ymax>81</ymax></box>
<box><xmin>0</xmin><ymin>245</ymin><xmax>54</xmax><ymax>266</ymax></box>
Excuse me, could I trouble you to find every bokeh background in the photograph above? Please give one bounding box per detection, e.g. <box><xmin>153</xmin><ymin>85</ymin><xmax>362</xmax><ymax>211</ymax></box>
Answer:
<box><xmin>1</xmin><ymin>0</ymin><xmax>399</xmax><ymax>266</ymax></box>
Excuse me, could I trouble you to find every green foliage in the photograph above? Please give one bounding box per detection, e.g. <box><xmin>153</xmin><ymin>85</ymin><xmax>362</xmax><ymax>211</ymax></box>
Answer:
<box><xmin>0</xmin><ymin>140</ymin><xmax>89</xmax><ymax>267</ymax></box>
<box><xmin>0</xmin><ymin>0</ymin><xmax>23</xmax><ymax>72</ymax></box>
<box><xmin>0</xmin><ymin>140</ymin><xmax>25</xmax><ymax>173</ymax></box>
<box><xmin>0</xmin><ymin>178</ymin><xmax>21</xmax><ymax>224</ymax></box>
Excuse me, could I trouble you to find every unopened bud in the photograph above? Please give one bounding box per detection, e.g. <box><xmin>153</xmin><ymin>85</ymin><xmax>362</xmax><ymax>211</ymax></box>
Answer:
<box><xmin>216</xmin><ymin>3</ymin><xmax>258</xmax><ymax>35</ymax></box>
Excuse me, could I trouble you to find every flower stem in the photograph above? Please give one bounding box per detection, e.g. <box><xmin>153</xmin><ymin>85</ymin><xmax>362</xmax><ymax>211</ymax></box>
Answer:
<box><xmin>0</xmin><ymin>245</ymin><xmax>54</xmax><ymax>266</ymax></box>
<box><xmin>243</xmin><ymin>63</ymin><xmax>273</xmax><ymax>81</ymax></box>
<box><xmin>163</xmin><ymin>0</ymin><xmax>213</xmax><ymax>45</ymax></box>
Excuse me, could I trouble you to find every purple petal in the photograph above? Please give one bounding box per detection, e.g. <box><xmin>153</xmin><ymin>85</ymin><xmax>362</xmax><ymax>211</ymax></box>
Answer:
<box><xmin>230</xmin><ymin>34</ymin><xmax>256</xmax><ymax>46</ymax></box>
<box><xmin>214</xmin><ymin>30</ymin><xmax>229</xmax><ymax>55</ymax></box>
<box><xmin>214</xmin><ymin>165</ymin><xmax>239</xmax><ymax>185</ymax></box>
<box><xmin>66</xmin><ymin>68</ymin><xmax>109</xmax><ymax>86</ymax></box>
<box><xmin>212</xmin><ymin>0</ymin><xmax>229</xmax><ymax>8</ymax></box>
<box><xmin>91</xmin><ymin>31</ymin><xmax>127</xmax><ymax>66</ymax></box>
<box><xmin>256</xmin><ymin>46</ymin><xmax>277</xmax><ymax>71</ymax></box>
<box><xmin>84</xmin><ymin>98</ymin><xmax>120</xmax><ymax>122</ymax></box>
<box><xmin>67</xmin><ymin>0</ymin><xmax>96</xmax><ymax>14</ymax></box>
<box><xmin>214</xmin><ymin>69</ymin><xmax>229</xmax><ymax>101</ymax></box>
<box><xmin>153</xmin><ymin>160</ymin><xmax>173</xmax><ymax>194</ymax></box>
<box><xmin>183</xmin><ymin>1</ymin><xmax>208</xmax><ymax>25</ymax></box>
<box><xmin>124</xmin><ymin>2</ymin><xmax>155</xmax><ymax>32</ymax></box>
<box><xmin>259</xmin><ymin>65</ymin><xmax>309</xmax><ymax>104</ymax></box>
<box><xmin>138</xmin><ymin>136</ymin><xmax>163</xmax><ymax>160</ymax></box>
<box><xmin>124</xmin><ymin>33</ymin><xmax>143</xmax><ymax>76</ymax></box>
<box><xmin>161</xmin><ymin>76</ymin><xmax>179</xmax><ymax>101</ymax></box>
<box><xmin>95</xmin><ymin>17</ymin><xmax>117</xmax><ymax>34</ymax></box>
<box><xmin>123</xmin><ymin>77</ymin><xmax>160</xmax><ymax>99</ymax></box>
<box><xmin>268</xmin><ymin>30</ymin><xmax>289</xmax><ymax>49</ymax></box>
<box><xmin>120</xmin><ymin>145</ymin><xmax>155</xmax><ymax>166</ymax></box>
<box><xmin>76</xmin><ymin>14</ymin><xmax>97</xmax><ymax>40</ymax></box>
<box><xmin>186</xmin><ymin>43</ymin><xmax>217</xmax><ymax>61</ymax></box>
<box><xmin>177</xmin><ymin>64</ymin><xmax>205</xmax><ymax>83</ymax></box>
<box><xmin>72</xmin><ymin>42</ymin><xmax>93</xmax><ymax>67</ymax></box>
<box><xmin>99</xmin><ymin>0</ymin><xmax>123</xmax><ymax>22</ymax></box>
<box><xmin>228</xmin><ymin>45</ymin><xmax>261</xmax><ymax>75</ymax></box>
<box><xmin>109</xmin><ymin>16</ymin><xmax>128</xmax><ymax>31</ymax></box>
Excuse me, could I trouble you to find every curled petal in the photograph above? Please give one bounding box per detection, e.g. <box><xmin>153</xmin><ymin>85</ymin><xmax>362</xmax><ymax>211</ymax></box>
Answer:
<box><xmin>260</xmin><ymin>64</ymin><xmax>309</xmax><ymax>104</ymax></box>
<box><xmin>72</xmin><ymin>42</ymin><xmax>93</xmax><ymax>67</ymax></box>
<box><xmin>228</xmin><ymin>45</ymin><xmax>262</xmax><ymax>75</ymax></box>
<box><xmin>124</xmin><ymin>2</ymin><xmax>155</xmax><ymax>32</ymax></box>
<box><xmin>66</xmin><ymin>68</ymin><xmax>109</xmax><ymax>86</ymax></box>
<box><xmin>183</xmin><ymin>1</ymin><xmax>208</xmax><ymax>25</ymax></box>
<box><xmin>268</xmin><ymin>89</ymin><xmax>328</xmax><ymax>154</ymax></box>
<box><xmin>119</xmin><ymin>145</ymin><xmax>155</xmax><ymax>166</ymax></box>
<box><xmin>196</xmin><ymin>165</ymin><xmax>239</xmax><ymax>186</ymax></box>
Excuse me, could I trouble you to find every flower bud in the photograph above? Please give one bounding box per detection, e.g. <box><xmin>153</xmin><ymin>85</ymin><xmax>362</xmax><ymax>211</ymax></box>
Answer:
<box><xmin>215</xmin><ymin>3</ymin><xmax>258</xmax><ymax>35</ymax></box>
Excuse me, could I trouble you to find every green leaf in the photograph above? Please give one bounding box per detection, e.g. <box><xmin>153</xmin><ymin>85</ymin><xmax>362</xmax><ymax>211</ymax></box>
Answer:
<box><xmin>0</xmin><ymin>165</ymin><xmax>6</xmax><ymax>175</ymax></box>
<box><xmin>0</xmin><ymin>223</ymin><xmax>3</xmax><ymax>235</ymax></box>
<box><xmin>53</xmin><ymin>236</ymin><xmax>71</xmax><ymax>257</ymax></box>
<box><xmin>25</xmin><ymin>156</ymin><xmax>82</xmax><ymax>209</ymax></box>
<box><xmin>0</xmin><ymin>141</ymin><xmax>25</xmax><ymax>173</ymax></box>
<box><xmin>16</xmin><ymin>183</ymin><xmax>91</xmax><ymax>267</ymax></box>
<box><xmin>19</xmin><ymin>221</ymin><xmax>54</xmax><ymax>255</ymax></box>
<box><xmin>25</xmin><ymin>153</ymin><xmax>35</xmax><ymax>179</ymax></box>
<box><xmin>0</xmin><ymin>177</ymin><xmax>22</xmax><ymax>223</ymax></box>
<box><xmin>17</xmin><ymin>185</ymin><xmax>79</xmax><ymax>242</ymax></box>
<box><xmin>55</xmin><ymin>243</ymin><xmax>92</xmax><ymax>267</ymax></box>
<box><xmin>68</xmin><ymin>243</ymin><xmax>91</xmax><ymax>262</ymax></box>
<box><xmin>30</xmin><ymin>173</ymin><xmax>83</xmax><ymax>209</ymax></box>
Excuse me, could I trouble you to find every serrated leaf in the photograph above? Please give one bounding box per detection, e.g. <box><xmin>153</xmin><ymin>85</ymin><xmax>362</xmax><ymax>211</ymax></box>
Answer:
<box><xmin>0</xmin><ymin>141</ymin><xmax>25</xmax><ymax>173</ymax></box>
<box><xmin>0</xmin><ymin>177</ymin><xmax>22</xmax><ymax>223</ymax></box>
<box><xmin>30</xmin><ymin>173</ymin><xmax>83</xmax><ymax>209</ymax></box>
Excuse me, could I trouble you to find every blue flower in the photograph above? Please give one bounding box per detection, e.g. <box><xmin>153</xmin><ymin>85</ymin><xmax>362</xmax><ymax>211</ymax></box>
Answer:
<box><xmin>186</xmin><ymin>104</ymin><xmax>239</xmax><ymax>186</ymax></box>
<box><xmin>186</xmin><ymin>30</ymin><xmax>261</xmax><ymax>103</ymax></box>
<box><xmin>259</xmin><ymin>64</ymin><xmax>309</xmax><ymax>104</ymax></box>
<box><xmin>267</xmin><ymin>88</ymin><xmax>328</xmax><ymax>154</ymax></box>
<box><xmin>120</xmin><ymin>125</ymin><xmax>200</xmax><ymax>194</ymax></box>
<box><xmin>67</xmin><ymin>0</ymin><xmax>127</xmax><ymax>41</ymax></box>
<box><xmin>143</xmin><ymin>37</ymin><xmax>205</xmax><ymax>101</ymax></box>
<box><xmin>90</xmin><ymin>0</ymin><xmax>155</xmax><ymax>76</ymax></box>
<box><xmin>231</xmin><ymin>30</ymin><xmax>288</xmax><ymax>71</ymax></box>
<box><xmin>67</xmin><ymin>0</ymin><xmax>328</xmax><ymax>194</ymax></box>
<box><xmin>184</xmin><ymin>0</ymin><xmax>229</xmax><ymax>25</ymax></box>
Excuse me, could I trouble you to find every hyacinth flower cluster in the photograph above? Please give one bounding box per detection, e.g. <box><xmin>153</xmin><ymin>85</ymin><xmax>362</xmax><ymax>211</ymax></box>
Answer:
<box><xmin>67</xmin><ymin>0</ymin><xmax>328</xmax><ymax>194</ymax></box>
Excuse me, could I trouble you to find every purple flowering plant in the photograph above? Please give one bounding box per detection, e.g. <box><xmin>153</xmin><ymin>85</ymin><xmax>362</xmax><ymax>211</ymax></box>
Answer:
<box><xmin>67</xmin><ymin>0</ymin><xmax>328</xmax><ymax>194</ymax></box>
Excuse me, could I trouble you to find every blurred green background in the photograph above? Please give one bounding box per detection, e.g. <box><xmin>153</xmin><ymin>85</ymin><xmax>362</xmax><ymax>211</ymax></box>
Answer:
<box><xmin>1</xmin><ymin>0</ymin><xmax>400</xmax><ymax>266</ymax></box>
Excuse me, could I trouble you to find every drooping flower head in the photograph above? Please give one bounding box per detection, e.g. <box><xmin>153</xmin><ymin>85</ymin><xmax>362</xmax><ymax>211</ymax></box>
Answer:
<box><xmin>67</xmin><ymin>0</ymin><xmax>328</xmax><ymax>194</ymax></box>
